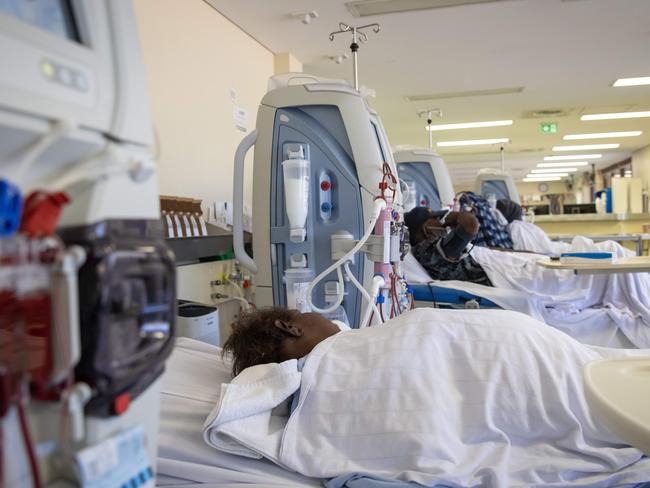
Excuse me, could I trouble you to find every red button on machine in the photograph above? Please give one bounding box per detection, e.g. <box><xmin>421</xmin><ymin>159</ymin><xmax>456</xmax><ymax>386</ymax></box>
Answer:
<box><xmin>320</xmin><ymin>181</ymin><xmax>331</xmax><ymax>191</ymax></box>
<box><xmin>114</xmin><ymin>393</ymin><xmax>131</xmax><ymax>415</ymax></box>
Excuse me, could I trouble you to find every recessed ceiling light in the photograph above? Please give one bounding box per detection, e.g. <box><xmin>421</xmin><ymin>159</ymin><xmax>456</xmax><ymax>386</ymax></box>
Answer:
<box><xmin>581</xmin><ymin>111</ymin><xmax>650</xmax><ymax>121</ymax></box>
<box><xmin>537</xmin><ymin>161</ymin><xmax>589</xmax><ymax>167</ymax></box>
<box><xmin>426</xmin><ymin>120</ymin><xmax>513</xmax><ymax>131</ymax></box>
<box><xmin>437</xmin><ymin>138</ymin><xmax>509</xmax><ymax>147</ymax></box>
<box><xmin>523</xmin><ymin>177</ymin><xmax>561</xmax><ymax>182</ymax></box>
<box><xmin>613</xmin><ymin>77</ymin><xmax>650</xmax><ymax>87</ymax></box>
<box><xmin>531</xmin><ymin>168</ymin><xmax>578</xmax><ymax>173</ymax></box>
<box><xmin>544</xmin><ymin>154</ymin><xmax>602</xmax><ymax>161</ymax></box>
<box><xmin>526</xmin><ymin>172</ymin><xmax>569</xmax><ymax>178</ymax></box>
<box><xmin>553</xmin><ymin>144</ymin><xmax>620</xmax><ymax>151</ymax></box>
<box><xmin>563</xmin><ymin>131</ymin><xmax>642</xmax><ymax>140</ymax></box>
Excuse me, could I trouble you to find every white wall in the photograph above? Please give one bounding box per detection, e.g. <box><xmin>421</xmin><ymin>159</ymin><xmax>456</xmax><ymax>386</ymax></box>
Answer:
<box><xmin>134</xmin><ymin>0</ymin><xmax>276</xmax><ymax>304</ymax></box>
<box><xmin>134</xmin><ymin>0</ymin><xmax>275</xmax><ymax>207</ymax></box>
<box><xmin>632</xmin><ymin>144</ymin><xmax>650</xmax><ymax>191</ymax></box>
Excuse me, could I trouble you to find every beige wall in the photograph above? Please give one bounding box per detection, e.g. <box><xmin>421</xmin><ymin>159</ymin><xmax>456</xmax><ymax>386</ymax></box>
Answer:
<box><xmin>134</xmin><ymin>0</ymin><xmax>274</xmax><ymax>206</ymax></box>
<box><xmin>632</xmin><ymin>144</ymin><xmax>650</xmax><ymax>191</ymax></box>
<box><xmin>134</xmin><ymin>0</ymin><xmax>276</xmax><ymax>305</ymax></box>
<box><xmin>516</xmin><ymin>181</ymin><xmax>568</xmax><ymax>198</ymax></box>
<box><xmin>274</xmin><ymin>53</ymin><xmax>303</xmax><ymax>74</ymax></box>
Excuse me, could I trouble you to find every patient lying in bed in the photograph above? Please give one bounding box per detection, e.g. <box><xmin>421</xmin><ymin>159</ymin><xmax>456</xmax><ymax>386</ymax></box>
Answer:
<box><xmin>205</xmin><ymin>307</ymin><xmax>650</xmax><ymax>487</ymax></box>
<box><xmin>497</xmin><ymin>198</ymin><xmax>634</xmax><ymax>257</ymax></box>
<box><xmin>404</xmin><ymin>206</ymin><xmax>650</xmax><ymax>348</ymax></box>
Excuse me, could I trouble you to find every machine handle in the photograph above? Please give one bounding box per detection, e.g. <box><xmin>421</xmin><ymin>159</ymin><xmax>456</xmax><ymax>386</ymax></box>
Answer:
<box><xmin>233</xmin><ymin>129</ymin><xmax>258</xmax><ymax>274</ymax></box>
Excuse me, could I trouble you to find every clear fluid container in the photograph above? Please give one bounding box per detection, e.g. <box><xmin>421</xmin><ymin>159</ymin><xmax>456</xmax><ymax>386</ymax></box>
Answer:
<box><xmin>403</xmin><ymin>182</ymin><xmax>417</xmax><ymax>212</ymax></box>
<box><xmin>282</xmin><ymin>159</ymin><xmax>310</xmax><ymax>242</ymax></box>
<box><xmin>284</xmin><ymin>267</ymin><xmax>314</xmax><ymax>312</ymax></box>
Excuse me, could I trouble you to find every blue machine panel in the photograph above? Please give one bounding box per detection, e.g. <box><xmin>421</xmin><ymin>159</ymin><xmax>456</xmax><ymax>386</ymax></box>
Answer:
<box><xmin>396</xmin><ymin>161</ymin><xmax>442</xmax><ymax>210</ymax></box>
<box><xmin>481</xmin><ymin>180</ymin><xmax>510</xmax><ymax>200</ymax></box>
<box><xmin>269</xmin><ymin>105</ymin><xmax>365</xmax><ymax>326</ymax></box>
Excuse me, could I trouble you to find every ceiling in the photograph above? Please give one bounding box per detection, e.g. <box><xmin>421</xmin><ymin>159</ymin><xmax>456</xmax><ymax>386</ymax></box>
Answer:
<box><xmin>206</xmin><ymin>0</ymin><xmax>650</xmax><ymax>185</ymax></box>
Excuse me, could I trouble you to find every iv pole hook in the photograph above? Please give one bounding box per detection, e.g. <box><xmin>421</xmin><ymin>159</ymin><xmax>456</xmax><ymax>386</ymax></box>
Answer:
<box><xmin>329</xmin><ymin>22</ymin><xmax>381</xmax><ymax>91</ymax></box>
<box><xmin>417</xmin><ymin>108</ymin><xmax>442</xmax><ymax>150</ymax></box>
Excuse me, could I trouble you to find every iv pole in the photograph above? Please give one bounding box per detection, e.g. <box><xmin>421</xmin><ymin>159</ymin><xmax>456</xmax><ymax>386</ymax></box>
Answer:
<box><xmin>329</xmin><ymin>22</ymin><xmax>380</xmax><ymax>91</ymax></box>
<box><xmin>417</xmin><ymin>108</ymin><xmax>442</xmax><ymax>149</ymax></box>
<box><xmin>500</xmin><ymin>145</ymin><xmax>505</xmax><ymax>172</ymax></box>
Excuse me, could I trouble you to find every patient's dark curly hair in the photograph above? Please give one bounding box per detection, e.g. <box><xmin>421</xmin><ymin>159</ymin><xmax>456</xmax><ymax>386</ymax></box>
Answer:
<box><xmin>222</xmin><ymin>307</ymin><xmax>299</xmax><ymax>377</ymax></box>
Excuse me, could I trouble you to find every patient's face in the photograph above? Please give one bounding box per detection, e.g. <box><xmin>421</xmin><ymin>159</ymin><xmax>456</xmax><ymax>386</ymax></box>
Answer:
<box><xmin>280</xmin><ymin>312</ymin><xmax>340</xmax><ymax>360</ymax></box>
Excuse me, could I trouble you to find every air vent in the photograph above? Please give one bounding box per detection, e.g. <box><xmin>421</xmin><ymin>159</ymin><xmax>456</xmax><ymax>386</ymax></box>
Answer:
<box><xmin>522</xmin><ymin>108</ymin><xmax>574</xmax><ymax>118</ymax></box>
<box><xmin>405</xmin><ymin>86</ymin><xmax>524</xmax><ymax>102</ymax></box>
<box><xmin>346</xmin><ymin>0</ymin><xmax>517</xmax><ymax>17</ymax></box>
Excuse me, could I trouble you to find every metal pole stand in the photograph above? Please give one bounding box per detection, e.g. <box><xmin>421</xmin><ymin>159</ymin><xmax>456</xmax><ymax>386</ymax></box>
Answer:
<box><xmin>417</xmin><ymin>108</ymin><xmax>442</xmax><ymax>149</ymax></box>
<box><xmin>329</xmin><ymin>22</ymin><xmax>380</xmax><ymax>91</ymax></box>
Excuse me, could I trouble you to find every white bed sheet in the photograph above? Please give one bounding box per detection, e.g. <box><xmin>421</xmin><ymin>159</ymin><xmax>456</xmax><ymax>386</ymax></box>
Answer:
<box><xmin>156</xmin><ymin>337</ymin><xmax>321</xmax><ymax>487</ymax></box>
<box><xmin>402</xmin><ymin>252</ymin><xmax>639</xmax><ymax>348</ymax></box>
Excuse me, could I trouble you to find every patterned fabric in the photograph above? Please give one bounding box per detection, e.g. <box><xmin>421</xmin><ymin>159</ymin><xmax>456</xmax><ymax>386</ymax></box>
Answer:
<box><xmin>411</xmin><ymin>236</ymin><xmax>493</xmax><ymax>287</ymax></box>
<box><xmin>456</xmin><ymin>192</ymin><xmax>513</xmax><ymax>249</ymax></box>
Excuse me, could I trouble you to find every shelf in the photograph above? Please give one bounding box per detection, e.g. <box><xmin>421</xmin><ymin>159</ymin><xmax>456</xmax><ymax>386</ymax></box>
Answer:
<box><xmin>165</xmin><ymin>224</ymin><xmax>252</xmax><ymax>266</ymax></box>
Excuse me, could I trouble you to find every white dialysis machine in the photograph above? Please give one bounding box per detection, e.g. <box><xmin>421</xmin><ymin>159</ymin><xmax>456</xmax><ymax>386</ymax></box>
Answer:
<box><xmin>234</xmin><ymin>74</ymin><xmax>410</xmax><ymax>326</ymax></box>
<box><xmin>0</xmin><ymin>1</ymin><xmax>175</xmax><ymax>487</ymax></box>
<box><xmin>394</xmin><ymin>146</ymin><xmax>455</xmax><ymax>212</ymax></box>
<box><xmin>475</xmin><ymin>168</ymin><xmax>521</xmax><ymax>204</ymax></box>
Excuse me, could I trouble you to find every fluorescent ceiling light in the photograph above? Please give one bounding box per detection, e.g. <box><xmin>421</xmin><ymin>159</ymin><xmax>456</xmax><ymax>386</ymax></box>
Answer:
<box><xmin>553</xmin><ymin>144</ymin><xmax>619</xmax><ymax>151</ymax></box>
<box><xmin>526</xmin><ymin>173</ymin><xmax>569</xmax><ymax>178</ymax></box>
<box><xmin>613</xmin><ymin>77</ymin><xmax>650</xmax><ymax>87</ymax></box>
<box><xmin>523</xmin><ymin>177</ymin><xmax>561</xmax><ymax>182</ymax></box>
<box><xmin>537</xmin><ymin>161</ymin><xmax>589</xmax><ymax>167</ymax></box>
<box><xmin>427</xmin><ymin>120</ymin><xmax>513</xmax><ymax>131</ymax></box>
<box><xmin>563</xmin><ymin>131</ymin><xmax>642</xmax><ymax>140</ymax></box>
<box><xmin>581</xmin><ymin>111</ymin><xmax>650</xmax><ymax>121</ymax></box>
<box><xmin>437</xmin><ymin>138</ymin><xmax>509</xmax><ymax>147</ymax></box>
<box><xmin>544</xmin><ymin>154</ymin><xmax>602</xmax><ymax>160</ymax></box>
<box><xmin>531</xmin><ymin>168</ymin><xmax>577</xmax><ymax>173</ymax></box>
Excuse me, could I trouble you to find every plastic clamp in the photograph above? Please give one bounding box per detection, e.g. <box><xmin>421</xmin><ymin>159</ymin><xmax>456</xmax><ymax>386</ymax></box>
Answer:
<box><xmin>0</xmin><ymin>179</ymin><xmax>23</xmax><ymax>237</ymax></box>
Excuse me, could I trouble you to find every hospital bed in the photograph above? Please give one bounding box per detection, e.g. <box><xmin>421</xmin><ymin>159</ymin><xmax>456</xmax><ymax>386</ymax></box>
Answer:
<box><xmin>403</xmin><ymin>253</ymin><xmax>500</xmax><ymax>309</ymax></box>
<box><xmin>156</xmin><ymin>337</ymin><xmax>321</xmax><ymax>487</ymax></box>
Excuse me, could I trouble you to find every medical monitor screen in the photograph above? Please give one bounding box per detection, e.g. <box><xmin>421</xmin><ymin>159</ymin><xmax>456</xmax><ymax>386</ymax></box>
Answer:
<box><xmin>0</xmin><ymin>0</ymin><xmax>80</xmax><ymax>43</ymax></box>
<box><xmin>481</xmin><ymin>180</ymin><xmax>510</xmax><ymax>200</ymax></box>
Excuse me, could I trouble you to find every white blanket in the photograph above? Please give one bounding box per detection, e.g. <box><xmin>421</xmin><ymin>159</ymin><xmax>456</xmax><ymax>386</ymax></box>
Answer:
<box><xmin>509</xmin><ymin>220</ymin><xmax>635</xmax><ymax>257</ymax></box>
<box><xmin>203</xmin><ymin>309</ymin><xmax>650</xmax><ymax>487</ymax></box>
<box><xmin>158</xmin><ymin>338</ymin><xmax>320</xmax><ymax>487</ymax></box>
<box><xmin>403</xmin><ymin>252</ymin><xmax>643</xmax><ymax>348</ymax></box>
<box><xmin>471</xmin><ymin>246</ymin><xmax>650</xmax><ymax>348</ymax></box>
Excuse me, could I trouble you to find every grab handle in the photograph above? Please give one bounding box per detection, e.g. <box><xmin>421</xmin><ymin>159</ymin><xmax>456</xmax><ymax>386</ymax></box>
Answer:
<box><xmin>233</xmin><ymin>129</ymin><xmax>258</xmax><ymax>273</ymax></box>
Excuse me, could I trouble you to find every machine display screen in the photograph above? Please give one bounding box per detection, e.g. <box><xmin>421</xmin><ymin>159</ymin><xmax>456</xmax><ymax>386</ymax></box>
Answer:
<box><xmin>0</xmin><ymin>0</ymin><xmax>80</xmax><ymax>43</ymax></box>
<box><xmin>482</xmin><ymin>180</ymin><xmax>509</xmax><ymax>200</ymax></box>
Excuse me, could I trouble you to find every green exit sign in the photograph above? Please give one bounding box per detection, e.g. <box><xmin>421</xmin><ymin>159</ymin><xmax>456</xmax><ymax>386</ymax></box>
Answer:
<box><xmin>541</xmin><ymin>122</ymin><xmax>558</xmax><ymax>134</ymax></box>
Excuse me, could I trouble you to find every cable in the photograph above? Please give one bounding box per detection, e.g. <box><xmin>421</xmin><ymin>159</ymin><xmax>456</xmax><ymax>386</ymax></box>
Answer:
<box><xmin>343</xmin><ymin>261</ymin><xmax>381</xmax><ymax>326</ymax></box>
<box><xmin>17</xmin><ymin>388</ymin><xmax>42</xmax><ymax>488</ymax></box>
<box><xmin>359</xmin><ymin>275</ymin><xmax>385</xmax><ymax>328</ymax></box>
<box><xmin>306</xmin><ymin>199</ymin><xmax>386</xmax><ymax>314</ymax></box>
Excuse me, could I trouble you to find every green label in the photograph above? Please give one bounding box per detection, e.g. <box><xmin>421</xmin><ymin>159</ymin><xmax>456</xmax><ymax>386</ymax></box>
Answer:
<box><xmin>540</xmin><ymin>123</ymin><xmax>558</xmax><ymax>134</ymax></box>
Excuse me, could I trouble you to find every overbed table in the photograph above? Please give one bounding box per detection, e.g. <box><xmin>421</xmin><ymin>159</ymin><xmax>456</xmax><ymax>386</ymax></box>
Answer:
<box><xmin>584</xmin><ymin>358</ymin><xmax>650</xmax><ymax>457</ymax></box>
<box><xmin>537</xmin><ymin>256</ymin><xmax>650</xmax><ymax>275</ymax></box>
<box><xmin>540</xmin><ymin>256</ymin><xmax>650</xmax><ymax>457</ymax></box>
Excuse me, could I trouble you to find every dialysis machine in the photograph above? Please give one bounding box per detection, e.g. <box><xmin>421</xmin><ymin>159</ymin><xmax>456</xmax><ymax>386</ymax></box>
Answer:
<box><xmin>0</xmin><ymin>1</ymin><xmax>175</xmax><ymax>487</ymax></box>
<box><xmin>475</xmin><ymin>168</ymin><xmax>521</xmax><ymax>204</ymax></box>
<box><xmin>234</xmin><ymin>74</ymin><xmax>409</xmax><ymax>327</ymax></box>
<box><xmin>394</xmin><ymin>146</ymin><xmax>455</xmax><ymax>212</ymax></box>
